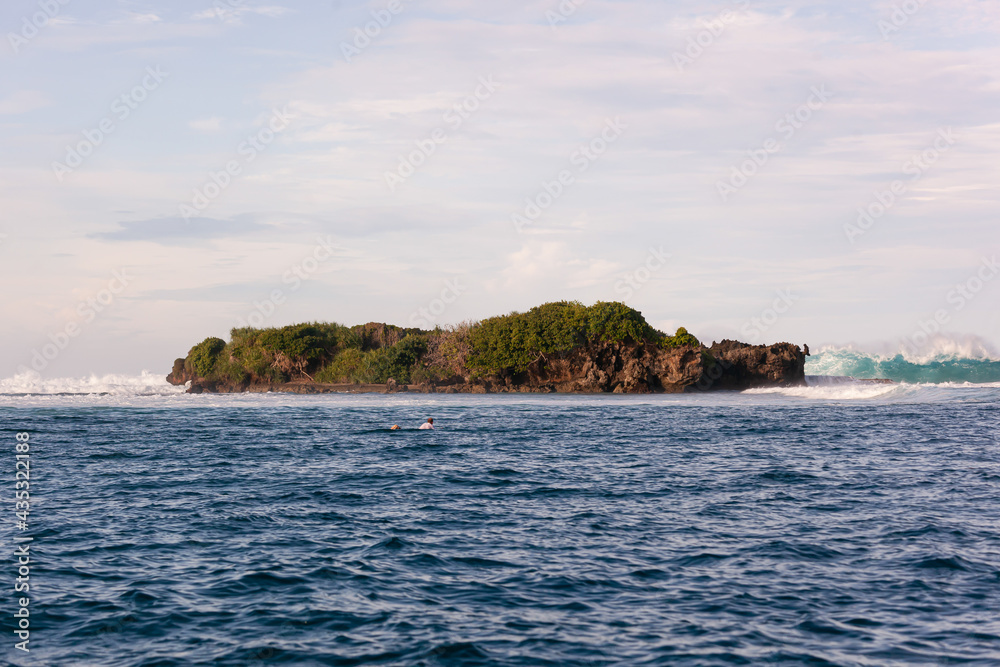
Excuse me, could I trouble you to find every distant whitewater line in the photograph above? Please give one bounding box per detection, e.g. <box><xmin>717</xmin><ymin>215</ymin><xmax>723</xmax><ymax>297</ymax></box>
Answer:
<box><xmin>2</xmin><ymin>372</ymin><xmax>1000</xmax><ymax>402</ymax></box>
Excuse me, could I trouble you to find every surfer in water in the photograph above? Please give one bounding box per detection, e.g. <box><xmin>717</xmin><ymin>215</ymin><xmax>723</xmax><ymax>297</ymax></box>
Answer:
<box><xmin>418</xmin><ymin>418</ymin><xmax>434</xmax><ymax>430</ymax></box>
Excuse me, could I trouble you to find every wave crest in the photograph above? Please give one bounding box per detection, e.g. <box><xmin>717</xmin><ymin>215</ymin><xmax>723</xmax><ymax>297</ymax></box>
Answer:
<box><xmin>806</xmin><ymin>336</ymin><xmax>1000</xmax><ymax>384</ymax></box>
<box><xmin>0</xmin><ymin>371</ymin><xmax>185</xmax><ymax>396</ymax></box>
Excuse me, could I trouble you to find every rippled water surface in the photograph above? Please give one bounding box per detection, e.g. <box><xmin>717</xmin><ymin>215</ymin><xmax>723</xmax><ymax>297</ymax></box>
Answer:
<box><xmin>4</xmin><ymin>390</ymin><xmax>1000</xmax><ymax>666</ymax></box>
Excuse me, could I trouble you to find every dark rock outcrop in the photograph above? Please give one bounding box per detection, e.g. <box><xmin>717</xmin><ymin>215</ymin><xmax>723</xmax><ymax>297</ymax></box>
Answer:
<box><xmin>514</xmin><ymin>342</ymin><xmax>705</xmax><ymax>393</ymax></box>
<box><xmin>702</xmin><ymin>340</ymin><xmax>807</xmax><ymax>390</ymax></box>
<box><xmin>167</xmin><ymin>358</ymin><xmax>196</xmax><ymax>386</ymax></box>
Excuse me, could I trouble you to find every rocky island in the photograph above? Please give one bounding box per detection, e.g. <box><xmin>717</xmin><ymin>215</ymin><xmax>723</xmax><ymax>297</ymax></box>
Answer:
<box><xmin>167</xmin><ymin>301</ymin><xmax>807</xmax><ymax>394</ymax></box>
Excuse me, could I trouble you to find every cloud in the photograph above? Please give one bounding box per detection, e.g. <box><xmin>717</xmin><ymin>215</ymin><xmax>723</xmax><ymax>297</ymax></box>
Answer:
<box><xmin>0</xmin><ymin>91</ymin><xmax>50</xmax><ymax>115</ymax></box>
<box><xmin>142</xmin><ymin>280</ymin><xmax>290</xmax><ymax>302</ymax></box>
<box><xmin>89</xmin><ymin>216</ymin><xmax>269</xmax><ymax>245</ymax></box>
<box><xmin>189</xmin><ymin>117</ymin><xmax>224</xmax><ymax>132</ymax></box>
<box><xmin>192</xmin><ymin>4</ymin><xmax>292</xmax><ymax>24</ymax></box>
<box><xmin>4</xmin><ymin>12</ymin><xmax>217</xmax><ymax>53</ymax></box>
<box><xmin>494</xmin><ymin>240</ymin><xmax>620</xmax><ymax>291</ymax></box>
<box><xmin>128</xmin><ymin>13</ymin><xmax>162</xmax><ymax>24</ymax></box>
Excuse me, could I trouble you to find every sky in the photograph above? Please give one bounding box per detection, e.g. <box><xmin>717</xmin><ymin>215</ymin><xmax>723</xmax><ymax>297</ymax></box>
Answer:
<box><xmin>1</xmin><ymin>0</ymin><xmax>998</xmax><ymax>377</ymax></box>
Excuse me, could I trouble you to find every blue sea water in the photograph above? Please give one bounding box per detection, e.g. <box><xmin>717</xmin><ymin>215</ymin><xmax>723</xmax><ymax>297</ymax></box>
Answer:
<box><xmin>2</xmin><ymin>373</ymin><xmax>1000</xmax><ymax>666</ymax></box>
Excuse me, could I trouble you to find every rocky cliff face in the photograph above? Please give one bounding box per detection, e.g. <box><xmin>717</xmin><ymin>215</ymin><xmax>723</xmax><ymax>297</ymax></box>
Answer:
<box><xmin>167</xmin><ymin>358</ymin><xmax>197</xmax><ymax>386</ymax></box>
<box><xmin>477</xmin><ymin>342</ymin><xmax>705</xmax><ymax>393</ymax></box>
<box><xmin>166</xmin><ymin>359</ymin><xmax>232</xmax><ymax>394</ymax></box>
<box><xmin>446</xmin><ymin>340</ymin><xmax>805</xmax><ymax>394</ymax></box>
<box><xmin>702</xmin><ymin>340</ymin><xmax>807</xmax><ymax>391</ymax></box>
<box><xmin>167</xmin><ymin>340</ymin><xmax>807</xmax><ymax>394</ymax></box>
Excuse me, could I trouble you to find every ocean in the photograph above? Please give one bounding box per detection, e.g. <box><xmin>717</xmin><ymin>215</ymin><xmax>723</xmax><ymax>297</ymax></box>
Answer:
<box><xmin>2</xmin><ymin>350</ymin><xmax>999</xmax><ymax>666</ymax></box>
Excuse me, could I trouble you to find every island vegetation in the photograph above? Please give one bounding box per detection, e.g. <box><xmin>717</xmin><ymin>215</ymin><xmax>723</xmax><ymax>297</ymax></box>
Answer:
<box><xmin>169</xmin><ymin>301</ymin><xmax>805</xmax><ymax>394</ymax></box>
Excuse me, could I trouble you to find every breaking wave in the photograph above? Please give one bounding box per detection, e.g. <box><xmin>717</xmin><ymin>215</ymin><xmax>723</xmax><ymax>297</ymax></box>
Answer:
<box><xmin>805</xmin><ymin>336</ymin><xmax>1000</xmax><ymax>384</ymax></box>
<box><xmin>0</xmin><ymin>371</ymin><xmax>185</xmax><ymax>396</ymax></box>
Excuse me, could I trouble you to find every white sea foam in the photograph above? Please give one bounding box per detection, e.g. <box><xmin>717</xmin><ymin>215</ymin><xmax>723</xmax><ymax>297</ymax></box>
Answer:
<box><xmin>903</xmin><ymin>335</ymin><xmax>999</xmax><ymax>364</ymax></box>
<box><xmin>744</xmin><ymin>382</ymin><xmax>902</xmax><ymax>401</ymax></box>
<box><xmin>810</xmin><ymin>334</ymin><xmax>999</xmax><ymax>367</ymax></box>
<box><xmin>0</xmin><ymin>373</ymin><xmax>997</xmax><ymax>407</ymax></box>
<box><xmin>0</xmin><ymin>370</ymin><xmax>186</xmax><ymax>396</ymax></box>
<box><xmin>743</xmin><ymin>377</ymin><xmax>1000</xmax><ymax>402</ymax></box>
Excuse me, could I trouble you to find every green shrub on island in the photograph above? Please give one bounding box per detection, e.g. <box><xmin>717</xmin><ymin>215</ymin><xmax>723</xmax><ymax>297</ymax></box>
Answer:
<box><xmin>585</xmin><ymin>301</ymin><xmax>663</xmax><ymax>344</ymax></box>
<box><xmin>314</xmin><ymin>335</ymin><xmax>428</xmax><ymax>384</ymax></box>
<box><xmin>313</xmin><ymin>348</ymin><xmax>368</xmax><ymax>384</ymax></box>
<box><xmin>231</xmin><ymin>323</ymin><xmax>350</xmax><ymax>360</ymax></box>
<box><xmin>211</xmin><ymin>353</ymin><xmax>253</xmax><ymax>385</ymax></box>
<box><xmin>186</xmin><ymin>337</ymin><xmax>226</xmax><ymax>377</ymax></box>
<box><xmin>465</xmin><ymin>301</ymin><xmax>666</xmax><ymax>374</ymax></box>
<box><xmin>183</xmin><ymin>323</ymin><xmax>348</xmax><ymax>385</ymax></box>
<box><xmin>352</xmin><ymin>322</ymin><xmax>423</xmax><ymax>351</ymax></box>
<box><xmin>227</xmin><ymin>323</ymin><xmax>345</xmax><ymax>382</ymax></box>
<box><xmin>661</xmin><ymin>326</ymin><xmax>700</xmax><ymax>349</ymax></box>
